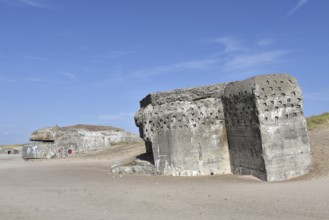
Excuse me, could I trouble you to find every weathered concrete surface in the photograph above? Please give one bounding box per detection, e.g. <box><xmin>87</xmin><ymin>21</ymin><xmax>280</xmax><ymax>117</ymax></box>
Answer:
<box><xmin>223</xmin><ymin>74</ymin><xmax>311</xmax><ymax>181</ymax></box>
<box><xmin>22</xmin><ymin>125</ymin><xmax>141</xmax><ymax>159</ymax></box>
<box><xmin>135</xmin><ymin>84</ymin><xmax>231</xmax><ymax>176</ymax></box>
<box><xmin>0</xmin><ymin>148</ymin><xmax>19</xmax><ymax>154</ymax></box>
<box><xmin>135</xmin><ymin>73</ymin><xmax>312</xmax><ymax>181</ymax></box>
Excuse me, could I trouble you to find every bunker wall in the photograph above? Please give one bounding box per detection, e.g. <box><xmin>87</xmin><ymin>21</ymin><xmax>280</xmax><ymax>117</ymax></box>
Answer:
<box><xmin>223</xmin><ymin>74</ymin><xmax>312</xmax><ymax>181</ymax></box>
<box><xmin>135</xmin><ymin>84</ymin><xmax>231</xmax><ymax>176</ymax></box>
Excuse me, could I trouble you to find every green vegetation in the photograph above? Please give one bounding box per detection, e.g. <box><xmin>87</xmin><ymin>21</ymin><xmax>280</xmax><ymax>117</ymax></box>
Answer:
<box><xmin>306</xmin><ymin>112</ymin><xmax>329</xmax><ymax>130</ymax></box>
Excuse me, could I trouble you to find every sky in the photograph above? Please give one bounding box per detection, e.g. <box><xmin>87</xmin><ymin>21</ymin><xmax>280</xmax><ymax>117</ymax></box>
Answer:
<box><xmin>0</xmin><ymin>0</ymin><xmax>328</xmax><ymax>144</ymax></box>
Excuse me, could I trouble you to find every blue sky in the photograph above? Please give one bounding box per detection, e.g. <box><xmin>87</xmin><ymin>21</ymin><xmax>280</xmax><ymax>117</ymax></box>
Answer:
<box><xmin>0</xmin><ymin>0</ymin><xmax>328</xmax><ymax>144</ymax></box>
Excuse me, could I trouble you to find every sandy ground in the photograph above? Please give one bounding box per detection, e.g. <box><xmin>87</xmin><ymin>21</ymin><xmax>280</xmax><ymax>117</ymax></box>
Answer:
<box><xmin>1</xmin><ymin>129</ymin><xmax>329</xmax><ymax>220</ymax></box>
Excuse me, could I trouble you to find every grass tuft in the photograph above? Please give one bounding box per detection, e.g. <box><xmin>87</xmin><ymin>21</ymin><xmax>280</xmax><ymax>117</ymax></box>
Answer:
<box><xmin>306</xmin><ymin>112</ymin><xmax>329</xmax><ymax>130</ymax></box>
<box><xmin>0</xmin><ymin>144</ymin><xmax>23</xmax><ymax>149</ymax></box>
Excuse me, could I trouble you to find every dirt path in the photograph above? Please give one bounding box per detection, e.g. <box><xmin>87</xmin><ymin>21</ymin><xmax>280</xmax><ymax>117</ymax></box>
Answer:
<box><xmin>0</xmin><ymin>128</ymin><xmax>329</xmax><ymax>220</ymax></box>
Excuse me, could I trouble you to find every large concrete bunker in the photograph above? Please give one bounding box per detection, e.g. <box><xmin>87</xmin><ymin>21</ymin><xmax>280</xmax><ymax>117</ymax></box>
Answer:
<box><xmin>135</xmin><ymin>74</ymin><xmax>312</xmax><ymax>181</ymax></box>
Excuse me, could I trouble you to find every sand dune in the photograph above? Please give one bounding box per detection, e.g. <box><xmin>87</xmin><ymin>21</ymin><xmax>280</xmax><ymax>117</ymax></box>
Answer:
<box><xmin>0</xmin><ymin>128</ymin><xmax>328</xmax><ymax>220</ymax></box>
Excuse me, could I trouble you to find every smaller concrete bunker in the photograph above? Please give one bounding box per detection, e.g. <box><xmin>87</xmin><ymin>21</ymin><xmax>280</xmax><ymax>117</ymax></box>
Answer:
<box><xmin>135</xmin><ymin>73</ymin><xmax>312</xmax><ymax>181</ymax></box>
<box><xmin>0</xmin><ymin>148</ymin><xmax>19</xmax><ymax>155</ymax></box>
<box><xmin>22</xmin><ymin>124</ymin><xmax>141</xmax><ymax>159</ymax></box>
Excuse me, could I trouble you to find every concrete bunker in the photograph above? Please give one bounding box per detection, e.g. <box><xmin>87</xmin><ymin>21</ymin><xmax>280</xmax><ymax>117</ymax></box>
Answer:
<box><xmin>0</xmin><ymin>148</ymin><xmax>19</xmax><ymax>155</ymax></box>
<box><xmin>135</xmin><ymin>74</ymin><xmax>312</xmax><ymax>181</ymax></box>
<box><xmin>135</xmin><ymin>83</ymin><xmax>231</xmax><ymax>176</ymax></box>
<box><xmin>22</xmin><ymin>125</ymin><xmax>141</xmax><ymax>159</ymax></box>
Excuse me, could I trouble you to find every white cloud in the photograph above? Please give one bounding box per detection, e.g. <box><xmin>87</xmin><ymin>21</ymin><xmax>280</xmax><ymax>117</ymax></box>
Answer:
<box><xmin>98</xmin><ymin>112</ymin><xmax>135</xmax><ymax>121</ymax></box>
<box><xmin>256</xmin><ymin>39</ymin><xmax>274</xmax><ymax>47</ymax></box>
<box><xmin>213</xmin><ymin>36</ymin><xmax>291</xmax><ymax>74</ymax></box>
<box><xmin>129</xmin><ymin>36</ymin><xmax>290</xmax><ymax>80</ymax></box>
<box><xmin>61</xmin><ymin>72</ymin><xmax>77</xmax><ymax>80</ymax></box>
<box><xmin>92</xmin><ymin>51</ymin><xmax>135</xmax><ymax>63</ymax></box>
<box><xmin>19</xmin><ymin>0</ymin><xmax>49</xmax><ymax>8</ymax></box>
<box><xmin>132</xmin><ymin>59</ymin><xmax>217</xmax><ymax>78</ymax></box>
<box><xmin>0</xmin><ymin>0</ymin><xmax>50</xmax><ymax>8</ymax></box>
<box><xmin>287</xmin><ymin>0</ymin><xmax>309</xmax><ymax>16</ymax></box>
<box><xmin>224</xmin><ymin>50</ymin><xmax>290</xmax><ymax>71</ymax></box>
<box><xmin>215</xmin><ymin>37</ymin><xmax>248</xmax><ymax>53</ymax></box>
<box><xmin>78</xmin><ymin>45</ymin><xmax>92</xmax><ymax>51</ymax></box>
